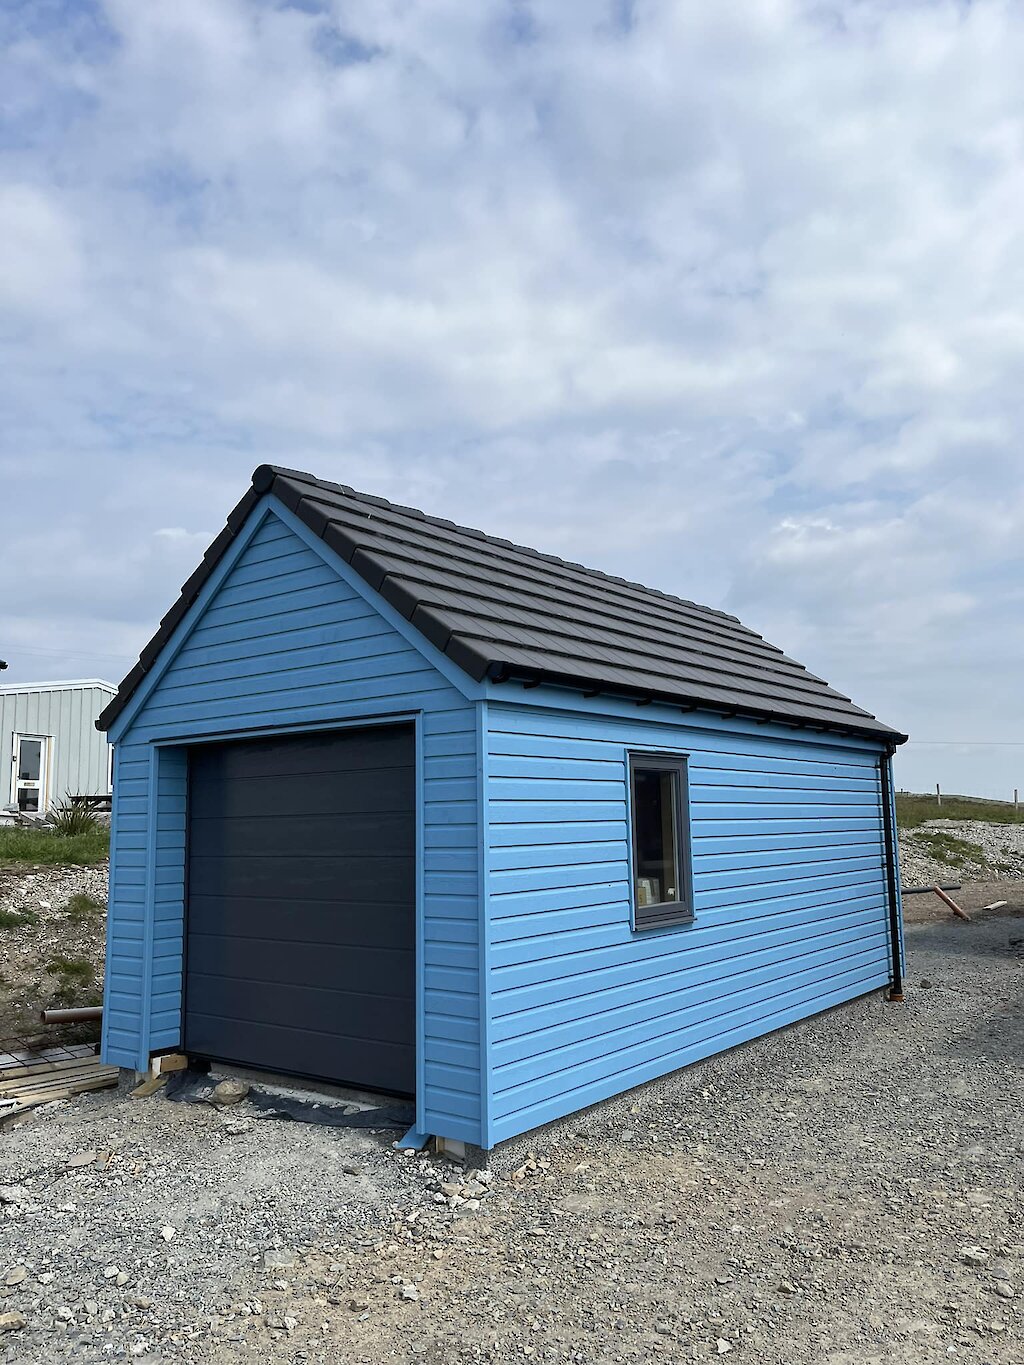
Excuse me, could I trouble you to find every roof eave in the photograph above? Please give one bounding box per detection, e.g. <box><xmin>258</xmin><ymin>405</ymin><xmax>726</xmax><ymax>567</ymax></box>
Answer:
<box><xmin>485</xmin><ymin>662</ymin><xmax>908</xmax><ymax>747</ymax></box>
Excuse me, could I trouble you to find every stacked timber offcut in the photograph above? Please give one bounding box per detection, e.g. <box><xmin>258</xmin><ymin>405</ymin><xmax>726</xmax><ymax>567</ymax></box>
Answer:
<box><xmin>0</xmin><ymin>1042</ymin><xmax>119</xmax><ymax>1130</ymax></box>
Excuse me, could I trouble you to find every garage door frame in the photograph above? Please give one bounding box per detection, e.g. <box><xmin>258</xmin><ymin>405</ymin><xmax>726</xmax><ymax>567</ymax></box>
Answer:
<box><xmin>155</xmin><ymin>710</ymin><xmax>424</xmax><ymax>1113</ymax></box>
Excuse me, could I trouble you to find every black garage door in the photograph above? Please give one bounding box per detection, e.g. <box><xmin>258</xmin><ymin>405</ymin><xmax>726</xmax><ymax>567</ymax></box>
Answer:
<box><xmin>184</xmin><ymin>724</ymin><xmax>416</xmax><ymax>1094</ymax></box>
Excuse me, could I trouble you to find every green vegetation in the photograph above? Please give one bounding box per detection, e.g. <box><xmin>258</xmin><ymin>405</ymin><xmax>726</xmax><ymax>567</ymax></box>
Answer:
<box><xmin>0</xmin><ymin>906</ymin><xmax>40</xmax><ymax>929</ymax></box>
<box><xmin>896</xmin><ymin>792</ymin><xmax>1024</xmax><ymax>830</ymax></box>
<box><xmin>49</xmin><ymin>795</ymin><xmax>103</xmax><ymax>838</ymax></box>
<box><xmin>64</xmin><ymin>892</ymin><xmax>106</xmax><ymax>924</ymax></box>
<box><xmin>46</xmin><ymin>955</ymin><xmax>97</xmax><ymax>986</ymax></box>
<box><xmin>912</xmin><ymin>830</ymin><xmax>984</xmax><ymax>868</ymax></box>
<box><xmin>0</xmin><ymin>826</ymin><xmax>109</xmax><ymax>867</ymax></box>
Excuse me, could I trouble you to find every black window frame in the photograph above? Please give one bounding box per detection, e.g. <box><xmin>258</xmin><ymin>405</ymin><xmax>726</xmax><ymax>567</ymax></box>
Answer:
<box><xmin>628</xmin><ymin>751</ymin><xmax>694</xmax><ymax>930</ymax></box>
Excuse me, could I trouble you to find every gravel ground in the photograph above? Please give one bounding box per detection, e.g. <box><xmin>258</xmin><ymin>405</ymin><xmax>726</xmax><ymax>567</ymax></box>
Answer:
<box><xmin>1</xmin><ymin>903</ymin><xmax>1021</xmax><ymax>1364</ymax></box>
<box><xmin>902</xmin><ymin>880</ymin><xmax>1021</xmax><ymax>926</ymax></box>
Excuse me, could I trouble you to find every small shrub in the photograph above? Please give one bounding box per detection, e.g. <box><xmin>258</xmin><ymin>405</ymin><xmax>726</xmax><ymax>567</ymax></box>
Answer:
<box><xmin>65</xmin><ymin>892</ymin><xmax>105</xmax><ymax>924</ymax></box>
<box><xmin>46</xmin><ymin>955</ymin><xmax>96</xmax><ymax>985</ymax></box>
<box><xmin>0</xmin><ymin>907</ymin><xmax>39</xmax><ymax>929</ymax></box>
<box><xmin>49</xmin><ymin>795</ymin><xmax>101</xmax><ymax>838</ymax></box>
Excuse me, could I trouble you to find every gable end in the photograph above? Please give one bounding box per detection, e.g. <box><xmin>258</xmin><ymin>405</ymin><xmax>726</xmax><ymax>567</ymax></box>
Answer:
<box><xmin>99</xmin><ymin>466</ymin><xmax>907</xmax><ymax>745</ymax></box>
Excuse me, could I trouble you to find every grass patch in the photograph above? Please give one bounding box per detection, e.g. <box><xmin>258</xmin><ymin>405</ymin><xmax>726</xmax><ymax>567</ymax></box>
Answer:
<box><xmin>46</xmin><ymin>955</ymin><xmax>97</xmax><ymax>986</ymax></box>
<box><xmin>0</xmin><ymin>906</ymin><xmax>40</xmax><ymax>929</ymax></box>
<box><xmin>0</xmin><ymin>826</ymin><xmax>109</xmax><ymax>866</ymax></box>
<box><xmin>896</xmin><ymin>792</ymin><xmax>1024</xmax><ymax>830</ymax></box>
<box><xmin>64</xmin><ymin>892</ymin><xmax>106</xmax><ymax>924</ymax></box>
<box><xmin>912</xmin><ymin>830</ymin><xmax>985</xmax><ymax>868</ymax></box>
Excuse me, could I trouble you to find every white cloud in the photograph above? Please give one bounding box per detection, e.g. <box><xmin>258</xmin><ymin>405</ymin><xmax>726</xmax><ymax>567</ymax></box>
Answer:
<box><xmin>0</xmin><ymin>184</ymin><xmax>82</xmax><ymax>315</ymax></box>
<box><xmin>0</xmin><ymin>0</ymin><xmax>1022</xmax><ymax>794</ymax></box>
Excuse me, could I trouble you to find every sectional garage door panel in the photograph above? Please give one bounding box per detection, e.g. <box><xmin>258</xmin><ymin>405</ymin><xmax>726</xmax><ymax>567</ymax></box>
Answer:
<box><xmin>184</xmin><ymin>724</ymin><xmax>416</xmax><ymax>1094</ymax></box>
<box><xmin>186</xmin><ymin>852</ymin><xmax>413</xmax><ymax>904</ymax></box>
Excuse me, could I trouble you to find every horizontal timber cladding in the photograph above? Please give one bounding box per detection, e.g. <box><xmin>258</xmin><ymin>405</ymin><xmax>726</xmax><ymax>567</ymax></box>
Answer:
<box><xmin>101</xmin><ymin>506</ymin><xmax>483</xmax><ymax>1144</ymax></box>
<box><xmin>483</xmin><ymin>700</ymin><xmax>892</xmax><ymax>1147</ymax></box>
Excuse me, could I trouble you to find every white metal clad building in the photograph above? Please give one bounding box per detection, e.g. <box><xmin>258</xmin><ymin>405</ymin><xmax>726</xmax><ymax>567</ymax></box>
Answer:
<box><xmin>1</xmin><ymin>680</ymin><xmax>116</xmax><ymax>815</ymax></box>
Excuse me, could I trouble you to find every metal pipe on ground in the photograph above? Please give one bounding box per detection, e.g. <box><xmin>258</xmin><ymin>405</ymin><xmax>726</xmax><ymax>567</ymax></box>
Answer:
<box><xmin>903</xmin><ymin>883</ymin><xmax>962</xmax><ymax>895</ymax></box>
<box><xmin>39</xmin><ymin>1006</ymin><xmax>103</xmax><ymax>1025</ymax></box>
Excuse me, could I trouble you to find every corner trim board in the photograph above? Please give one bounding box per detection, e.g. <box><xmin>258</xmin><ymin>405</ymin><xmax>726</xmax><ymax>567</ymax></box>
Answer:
<box><xmin>137</xmin><ymin>746</ymin><xmax>161</xmax><ymax>1071</ymax></box>
<box><xmin>477</xmin><ymin>697</ymin><xmax>494</xmax><ymax>1149</ymax></box>
<box><xmin>414</xmin><ymin>711</ymin><xmax>427</xmax><ymax>1142</ymax></box>
<box><xmin>100</xmin><ymin>748</ymin><xmax>123</xmax><ymax>1063</ymax></box>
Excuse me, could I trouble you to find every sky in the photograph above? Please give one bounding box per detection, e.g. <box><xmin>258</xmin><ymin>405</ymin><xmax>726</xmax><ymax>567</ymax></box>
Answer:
<box><xmin>1</xmin><ymin>0</ymin><xmax>1022</xmax><ymax>798</ymax></box>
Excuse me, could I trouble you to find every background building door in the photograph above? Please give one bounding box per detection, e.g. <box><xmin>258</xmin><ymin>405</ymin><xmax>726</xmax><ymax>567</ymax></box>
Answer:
<box><xmin>10</xmin><ymin>734</ymin><xmax>50</xmax><ymax>813</ymax></box>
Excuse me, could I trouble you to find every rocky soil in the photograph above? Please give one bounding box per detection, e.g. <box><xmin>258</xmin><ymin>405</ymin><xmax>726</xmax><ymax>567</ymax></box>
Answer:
<box><xmin>1</xmin><ymin>907</ymin><xmax>1022</xmax><ymax>1364</ymax></box>
<box><xmin>0</xmin><ymin>864</ymin><xmax>107</xmax><ymax>1041</ymax></box>
<box><xmin>899</xmin><ymin>821</ymin><xmax>1024</xmax><ymax>890</ymax></box>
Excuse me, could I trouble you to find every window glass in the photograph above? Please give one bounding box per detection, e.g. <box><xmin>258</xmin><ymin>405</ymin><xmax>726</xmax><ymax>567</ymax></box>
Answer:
<box><xmin>18</xmin><ymin>738</ymin><xmax>42</xmax><ymax>782</ymax></box>
<box><xmin>630</xmin><ymin>753</ymin><xmax>692</xmax><ymax>928</ymax></box>
<box><xmin>633</xmin><ymin>767</ymin><xmax>680</xmax><ymax>907</ymax></box>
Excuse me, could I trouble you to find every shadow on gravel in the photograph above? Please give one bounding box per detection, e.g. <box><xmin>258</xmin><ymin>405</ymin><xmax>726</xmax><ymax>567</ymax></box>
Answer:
<box><xmin>907</xmin><ymin>911</ymin><xmax>1024</xmax><ymax>962</ymax></box>
<box><xmin>163</xmin><ymin>1066</ymin><xmax>416</xmax><ymax>1130</ymax></box>
<box><xmin>906</xmin><ymin>915</ymin><xmax>1024</xmax><ymax>1073</ymax></box>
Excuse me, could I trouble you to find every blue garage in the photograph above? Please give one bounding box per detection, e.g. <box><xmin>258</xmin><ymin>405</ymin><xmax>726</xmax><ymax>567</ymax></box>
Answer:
<box><xmin>98</xmin><ymin>465</ymin><xmax>907</xmax><ymax>1151</ymax></box>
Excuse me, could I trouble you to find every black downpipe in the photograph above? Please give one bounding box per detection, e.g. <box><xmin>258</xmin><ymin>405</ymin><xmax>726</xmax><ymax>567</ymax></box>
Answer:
<box><xmin>879</xmin><ymin>749</ymin><xmax>904</xmax><ymax>1001</ymax></box>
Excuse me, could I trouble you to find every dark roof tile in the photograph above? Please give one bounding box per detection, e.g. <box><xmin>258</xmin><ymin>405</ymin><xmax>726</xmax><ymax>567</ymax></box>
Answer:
<box><xmin>97</xmin><ymin>466</ymin><xmax>906</xmax><ymax>742</ymax></box>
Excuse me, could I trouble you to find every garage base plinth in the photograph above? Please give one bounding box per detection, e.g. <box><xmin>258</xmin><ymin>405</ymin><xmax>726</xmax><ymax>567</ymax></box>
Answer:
<box><xmin>434</xmin><ymin>1136</ymin><xmax>467</xmax><ymax>1161</ymax></box>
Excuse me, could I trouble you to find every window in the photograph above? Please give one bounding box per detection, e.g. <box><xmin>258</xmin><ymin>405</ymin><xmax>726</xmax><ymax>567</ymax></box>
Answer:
<box><xmin>629</xmin><ymin>752</ymin><xmax>692</xmax><ymax>929</ymax></box>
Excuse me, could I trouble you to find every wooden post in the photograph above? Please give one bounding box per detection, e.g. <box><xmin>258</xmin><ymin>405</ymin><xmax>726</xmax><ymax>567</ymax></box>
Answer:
<box><xmin>936</xmin><ymin>782</ymin><xmax>941</xmax><ymax>807</ymax></box>
<box><xmin>1015</xmin><ymin>788</ymin><xmax>1019</xmax><ymax>815</ymax></box>
<box><xmin>932</xmin><ymin>885</ymin><xmax>970</xmax><ymax>922</ymax></box>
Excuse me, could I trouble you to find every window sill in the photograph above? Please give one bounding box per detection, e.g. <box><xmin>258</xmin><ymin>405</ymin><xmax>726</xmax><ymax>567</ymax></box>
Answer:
<box><xmin>633</xmin><ymin>907</ymin><xmax>696</xmax><ymax>933</ymax></box>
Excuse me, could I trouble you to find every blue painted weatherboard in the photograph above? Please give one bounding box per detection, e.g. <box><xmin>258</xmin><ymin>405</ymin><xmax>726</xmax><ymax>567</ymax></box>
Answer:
<box><xmin>102</xmin><ymin>741</ymin><xmax>150</xmax><ymax>1067</ymax></box>
<box><xmin>101</xmin><ymin>505</ymin><xmax>482</xmax><ymax>1143</ymax></box>
<box><xmin>481</xmin><ymin>697</ymin><xmax>893</xmax><ymax>1147</ymax></box>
